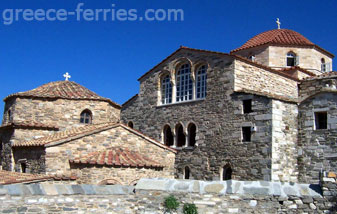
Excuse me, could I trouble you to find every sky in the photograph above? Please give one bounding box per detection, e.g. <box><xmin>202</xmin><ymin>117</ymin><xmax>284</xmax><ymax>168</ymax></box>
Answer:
<box><xmin>1</xmin><ymin>0</ymin><xmax>337</xmax><ymax>113</ymax></box>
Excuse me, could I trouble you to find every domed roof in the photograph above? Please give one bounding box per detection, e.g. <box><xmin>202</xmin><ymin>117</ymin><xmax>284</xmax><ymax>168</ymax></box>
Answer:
<box><xmin>4</xmin><ymin>81</ymin><xmax>121</xmax><ymax>108</ymax></box>
<box><xmin>231</xmin><ymin>29</ymin><xmax>316</xmax><ymax>53</ymax></box>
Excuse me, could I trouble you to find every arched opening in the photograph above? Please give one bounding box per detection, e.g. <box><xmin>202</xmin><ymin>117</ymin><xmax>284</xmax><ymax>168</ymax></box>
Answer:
<box><xmin>188</xmin><ymin>123</ymin><xmax>196</xmax><ymax>147</ymax></box>
<box><xmin>127</xmin><ymin>121</ymin><xmax>134</xmax><ymax>129</ymax></box>
<box><xmin>176</xmin><ymin>64</ymin><xmax>193</xmax><ymax>102</ymax></box>
<box><xmin>248</xmin><ymin>55</ymin><xmax>255</xmax><ymax>62</ymax></box>
<box><xmin>196</xmin><ymin>65</ymin><xmax>207</xmax><ymax>99</ymax></box>
<box><xmin>163</xmin><ymin>125</ymin><xmax>174</xmax><ymax>147</ymax></box>
<box><xmin>221</xmin><ymin>165</ymin><xmax>232</xmax><ymax>181</ymax></box>
<box><xmin>286</xmin><ymin>52</ymin><xmax>296</xmax><ymax>66</ymax></box>
<box><xmin>175</xmin><ymin>124</ymin><xmax>186</xmax><ymax>147</ymax></box>
<box><xmin>184</xmin><ymin>166</ymin><xmax>190</xmax><ymax>179</ymax></box>
<box><xmin>321</xmin><ymin>58</ymin><xmax>326</xmax><ymax>72</ymax></box>
<box><xmin>98</xmin><ymin>179</ymin><xmax>121</xmax><ymax>185</ymax></box>
<box><xmin>161</xmin><ymin>74</ymin><xmax>172</xmax><ymax>104</ymax></box>
<box><xmin>80</xmin><ymin>109</ymin><xmax>92</xmax><ymax>124</ymax></box>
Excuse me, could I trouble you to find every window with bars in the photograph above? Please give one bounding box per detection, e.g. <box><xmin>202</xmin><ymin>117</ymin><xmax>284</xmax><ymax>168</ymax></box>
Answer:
<box><xmin>176</xmin><ymin>64</ymin><xmax>193</xmax><ymax>102</ymax></box>
<box><xmin>161</xmin><ymin>75</ymin><xmax>172</xmax><ymax>104</ymax></box>
<box><xmin>196</xmin><ymin>65</ymin><xmax>207</xmax><ymax>99</ymax></box>
<box><xmin>80</xmin><ymin>110</ymin><xmax>92</xmax><ymax>124</ymax></box>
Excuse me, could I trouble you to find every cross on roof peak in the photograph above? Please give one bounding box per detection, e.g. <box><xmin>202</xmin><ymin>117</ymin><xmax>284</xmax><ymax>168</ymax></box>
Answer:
<box><xmin>63</xmin><ymin>72</ymin><xmax>71</xmax><ymax>81</ymax></box>
<box><xmin>276</xmin><ymin>18</ymin><xmax>281</xmax><ymax>29</ymax></box>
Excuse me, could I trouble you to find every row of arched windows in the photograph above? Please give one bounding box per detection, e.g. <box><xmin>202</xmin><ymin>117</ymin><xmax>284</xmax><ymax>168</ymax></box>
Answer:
<box><xmin>163</xmin><ymin>123</ymin><xmax>196</xmax><ymax>148</ymax></box>
<box><xmin>161</xmin><ymin>63</ymin><xmax>207</xmax><ymax>105</ymax></box>
<box><xmin>183</xmin><ymin>164</ymin><xmax>232</xmax><ymax>180</ymax></box>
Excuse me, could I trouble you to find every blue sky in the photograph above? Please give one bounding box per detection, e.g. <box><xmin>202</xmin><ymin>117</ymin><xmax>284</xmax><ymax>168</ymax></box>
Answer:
<box><xmin>1</xmin><ymin>0</ymin><xmax>337</xmax><ymax>113</ymax></box>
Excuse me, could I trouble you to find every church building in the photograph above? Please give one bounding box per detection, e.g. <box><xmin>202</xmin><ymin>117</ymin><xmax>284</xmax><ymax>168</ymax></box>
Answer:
<box><xmin>1</xmin><ymin>25</ymin><xmax>336</xmax><ymax>185</ymax></box>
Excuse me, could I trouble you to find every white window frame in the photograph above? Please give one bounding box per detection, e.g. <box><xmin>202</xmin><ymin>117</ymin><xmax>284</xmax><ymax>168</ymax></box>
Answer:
<box><xmin>176</xmin><ymin>64</ymin><xmax>193</xmax><ymax>102</ymax></box>
<box><xmin>161</xmin><ymin>75</ymin><xmax>172</xmax><ymax>104</ymax></box>
<box><xmin>286</xmin><ymin>52</ymin><xmax>298</xmax><ymax>66</ymax></box>
<box><xmin>196</xmin><ymin>65</ymin><xmax>207</xmax><ymax>99</ymax></box>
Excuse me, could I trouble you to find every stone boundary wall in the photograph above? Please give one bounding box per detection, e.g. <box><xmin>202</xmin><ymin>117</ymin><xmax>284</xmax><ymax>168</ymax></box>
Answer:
<box><xmin>0</xmin><ymin>177</ymin><xmax>336</xmax><ymax>213</ymax></box>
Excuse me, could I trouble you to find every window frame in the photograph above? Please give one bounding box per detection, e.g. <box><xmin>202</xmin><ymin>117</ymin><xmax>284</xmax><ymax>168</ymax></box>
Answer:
<box><xmin>242</xmin><ymin>126</ymin><xmax>252</xmax><ymax>142</ymax></box>
<box><xmin>161</xmin><ymin>74</ymin><xmax>173</xmax><ymax>105</ymax></box>
<box><xmin>80</xmin><ymin>109</ymin><xmax>93</xmax><ymax>124</ymax></box>
<box><xmin>314</xmin><ymin>111</ymin><xmax>328</xmax><ymax>130</ymax></box>
<box><xmin>176</xmin><ymin>64</ymin><xmax>193</xmax><ymax>102</ymax></box>
<box><xmin>286</xmin><ymin>52</ymin><xmax>297</xmax><ymax>67</ymax></box>
<box><xmin>195</xmin><ymin>65</ymin><xmax>207</xmax><ymax>99</ymax></box>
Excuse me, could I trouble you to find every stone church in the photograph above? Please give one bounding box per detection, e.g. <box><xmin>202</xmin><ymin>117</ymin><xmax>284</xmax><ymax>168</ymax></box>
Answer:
<box><xmin>1</xmin><ymin>27</ymin><xmax>336</xmax><ymax>185</ymax></box>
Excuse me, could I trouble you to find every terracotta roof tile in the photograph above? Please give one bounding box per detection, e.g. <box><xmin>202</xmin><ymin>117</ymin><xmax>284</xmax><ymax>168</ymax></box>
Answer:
<box><xmin>303</xmin><ymin>71</ymin><xmax>337</xmax><ymax>81</ymax></box>
<box><xmin>0</xmin><ymin>170</ymin><xmax>53</xmax><ymax>185</ymax></box>
<box><xmin>69</xmin><ymin>148</ymin><xmax>163</xmax><ymax>168</ymax></box>
<box><xmin>4</xmin><ymin>81</ymin><xmax>121</xmax><ymax>109</ymax></box>
<box><xmin>12</xmin><ymin>123</ymin><xmax>118</xmax><ymax>147</ymax></box>
<box><xmin>0</xmin><ymin>121</ymin><xmax>59</xmax><ymax>130</ymax></box>
<box><xmin>231</xmin><ymin>29</ymin><xmax>333</xmax><ymax>57</ymax></box>
<box><xmin>0</xmin><ymin>170</ymin><xmax>77</xmax><ymax>185</ymax></box>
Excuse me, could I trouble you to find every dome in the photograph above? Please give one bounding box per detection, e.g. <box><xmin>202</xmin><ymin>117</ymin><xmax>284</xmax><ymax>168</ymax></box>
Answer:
<box><xmin>231</xmin><ymin>29</ymin><xmax>315</xmax><ymax>53</ymax></box>
<box><xmin>4</xmin><ymin>81</ymin><xmax>120</xmax><ymax>108</ymax></box>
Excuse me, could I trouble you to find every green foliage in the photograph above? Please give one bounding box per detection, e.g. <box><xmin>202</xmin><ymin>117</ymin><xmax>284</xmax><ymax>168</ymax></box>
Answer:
<box><xmin>164</xmin><ymin>195</ymin><xmax>180</xmax><ymax>212</ymax></box>
<box><xmin>183</xmin><ymin>203</ymin><xmax>198</xmax><ymax>214</ymax></box>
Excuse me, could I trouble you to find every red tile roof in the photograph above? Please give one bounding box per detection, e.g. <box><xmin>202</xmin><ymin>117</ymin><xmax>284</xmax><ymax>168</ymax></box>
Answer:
<box><xmin>4</xmin><ymin>81</ymin><xmax>121</xmax><ymax>109</ymax></box>
<box><xmin>231</xmin><ymin>29</ymin><xmax>313</xmax><ymax>52</ymax></box>
<box><xmin>12</xmin><ymin>123</ymin><xmax>118</xmax><ymax>147</ymax></box>
<box><xmin>0</xmin><ymin>121</ymin><xmax>59</xmax><ymax>131</ymax></box>
<box><xmin>12</xmin><ymin>122</ymin><xmax>177</xmax><ymax>153</ymax></box>
<box><xmin>0</xmin><ymin>170</ymin><xmax>77</xmax><ymax>185</ymax></box>
<box><xmin>138</xmin><ymin>46</ymin><xmax>303</xmax><ymax>82</ymax></box>
<box><xmin>0</xmin><ymin>170</ymin><xmax>51</xmax><ymax>185</ymax></box>
<box><xmin>303</xmin><ymin>71</ymin><xmax>337</xmax><ymax>81</ymax></box>
<box><xmin>69</xmin><ymin>148</ymin><xmax>163</xmax><ymax>168</ymax></box>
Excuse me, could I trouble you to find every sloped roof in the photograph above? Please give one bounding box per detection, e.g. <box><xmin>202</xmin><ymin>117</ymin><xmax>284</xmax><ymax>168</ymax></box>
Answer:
<box><xmin>0</xmin><ymin>170</ymin><xmax>76</xmax><ymax>185</ymax></box>
<box><xmin>0</xmin><ymin>121</ymin><xmax>59</xmax><ymax>131</ymax></box>
<box><xmin>12</xmin><ymin>123</ymin><xmax>118</xmax><ymax>147</ymax></box>
<box><xmin>12</xmin><ymin>122</ymin><xmax>176</xmax><ymax>153</ymax></box>
<box><xmin>69</xmin><ymin>148</ymin><xmax>163</xmax><ymax>168</ymax></box>
<box><xmin>231</xmin><ymin>29</ymin><xmax>334</xmax><ymax>57</ymax></box>
<box><xmin>4</xmin><ymin>81</ymin><xmax>121</xmax><ymax>109</ymax></box>
<box><xmin>302</xmin><ymin>71</ymin><xmax>337</xmax><ymax>81</ymax></box>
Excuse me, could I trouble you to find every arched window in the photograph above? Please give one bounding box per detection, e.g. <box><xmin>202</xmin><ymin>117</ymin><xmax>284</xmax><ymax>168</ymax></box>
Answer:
<box><xmin>176</xmin><ymin>124</ymin><xmax>186</xmax><ymax>147</ymax></box>
<box><xmin>321</xmin><ymin>58</ymin><xmax>326</xmax><ymax>72</ymax></box>
<box><xmin>286</xmin><ymin>52</ymin><xmax>297</xmax><ymax>66</ymax></box>
<box><xmin>188</xmin><ymin>123</ymin><xmax>196</xmax><ymax>147</ymax></box>
<box><xmin>196</xmin><ymin>65</ymin><xmax>207</xmax><ymax>99</ymax></box>
<box><xmin>248</xmin><ymin>55</ymin><xmax>255</xmax><ymax>62</ymax></box>
<box><xmin>221</xmin><ymin>165</ymin><xmax>232</xmax><ymax>181</ymax></box>
<box><xmin>176</xmin><ymin>64</ymin><xmax>193</xmax><ymax>102</ymax></box>
<box><xmin>80</xmin><ymin>110</ymin><xmax>92</xmax><ymax>124</ymax></box>
<box><xmin>127</xmin><ymin>121</ymin><xmax>134</xmax><ymax>128</ymax></box>
<box><xmin>163</xmin><ymin>125</ymin><xmax>174</xmax><ymax>147</ymax></box>
<box><xmin>161</xmin><ymin>75</ymin><xmax>172</xmax><ymax>104</ymax></box>
<box><xmin>184</xmin><ymin>166</ymin><xmax>190</xmax><ymax>179</ymax></box>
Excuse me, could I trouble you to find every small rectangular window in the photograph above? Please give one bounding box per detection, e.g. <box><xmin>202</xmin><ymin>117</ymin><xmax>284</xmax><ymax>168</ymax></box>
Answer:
<box><xmin>242</xmin><ymin>127</ymin><xmax>251</xmax><ymax>142</ymax></box>
<box><xmin>315</xmin><ymin>112</ymin><xmax>327</xmax><ymax>130</ymax></box>
<box><xmin>21</xmin><ymin>163</ymin><xmax>27</xmax><ymax>173</ymax></box>
<box><xmin>243</xmin><ymin>99</ymin><xmax>252</xmax><ymax>114</ymax></box>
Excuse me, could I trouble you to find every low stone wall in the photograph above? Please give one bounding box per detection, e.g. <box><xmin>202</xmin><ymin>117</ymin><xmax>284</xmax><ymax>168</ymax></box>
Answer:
<box><xmin>0</xmin><ymin>177</ymin><xmax>336</xmax><ymax>213</ymax></box>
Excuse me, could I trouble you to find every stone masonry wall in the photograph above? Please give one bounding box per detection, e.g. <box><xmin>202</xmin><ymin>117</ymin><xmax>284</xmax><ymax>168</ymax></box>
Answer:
<box><xmin>234</xmin><ymin>59</ymin><xmax>299</xmax><ymax>101</ymax></box>
<box><xmin>298</xmin><ymin>92</ymin><xmax>337</xmax><ymax>183</ymax></box>
<box><xmin>232</xmin><ymin>45</ymin><xmax>270</xmax><ymax>66</ymax></box>
<box><xmin>1</xmin><ymin>128</ymin><xmax>56</xmax><ymax>171</ymax></box>
<box><xmin>298</xmin><ymin>77</ymin><xmax>337</xmax><ymax>183</ymax></box>
<box><xmin>268</xmin><ymin>46</ymin><xmax>332</xmax><ymax>74</ymax></box>
<box><xmin>12</xmin><ymin>147</ymin><xmax>46</xmax><ymax>174</ymax></box>
<box><xmin>271</xmin><ymin>100</ymin><xmax>298</xmax><ymax>182</ymax></box>
<box><xmin>0</xmin><ymin>176</ymin><xmax>336</xmax><ymax>214</ymax></box>
<box><xmin>122</xmin><ymin>49</ymin><xmax>276</xmax><ymax>181</ymax></box>
<box><xmin>45</xmin><ymin>126</ymin><xmax>175</xmax><ymax>184</ymax></box>
<box><xmin>3</xmin><ymin>97</ymin><xmax>120</xmax><ymax>129</ymax></box>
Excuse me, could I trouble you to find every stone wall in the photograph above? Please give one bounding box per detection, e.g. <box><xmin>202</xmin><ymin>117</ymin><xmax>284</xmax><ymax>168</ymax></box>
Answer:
<box><xmin>234</xmin><ymin>59</ymin><xmax>299</xmax><ymax>101</ymax></box>
<box><xmin>122</xmin><ymin>49</ymin><xmax>278</xmax><ymax>181</ymax></box>
<box><xmin>271</xmin><ymin>100</ymin><xmax>298</xmax><ymax>182</ymax></box>
<box><xmin>232</xmin><ymin>45</ymin><xmax>270</xmax><ymax>66</ymax></box>
<box><xmin>45</xmin><ymin>126</ymin><xmax>175</xmax><ymax>184</ymax></box>
<box><xmin>0</xmin><ymin>176</ymin><xmax>336</xmax><ymax>213</ymax></box>
<box><xmin>3</xmin><ymin>97</ymin><xmax>120</xmax><ymax>129</ymax></box>
<box><xmin>12</xmin><ymin>147</ymin><xmax>46</xmax><ymax>174</ymax></box>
